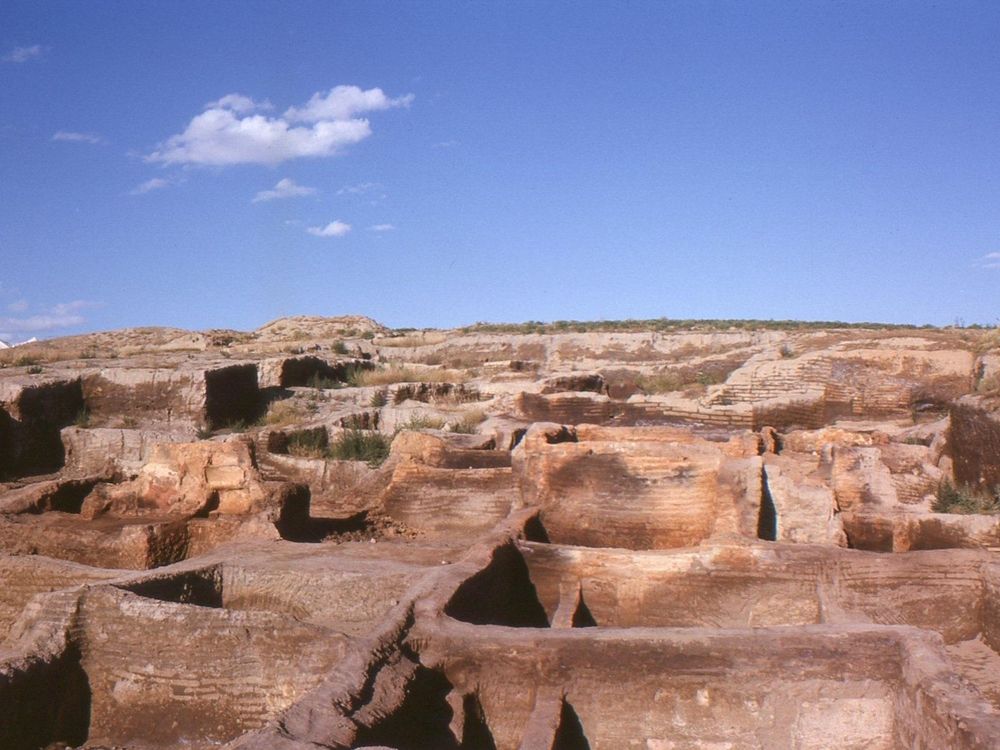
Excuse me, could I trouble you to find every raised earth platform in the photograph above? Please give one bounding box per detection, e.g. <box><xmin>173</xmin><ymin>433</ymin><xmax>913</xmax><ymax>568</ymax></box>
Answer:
<box><xmin>1</xmin><ymin>315</ymin><xmax>1000</xmax><ymax>749</ymax></box>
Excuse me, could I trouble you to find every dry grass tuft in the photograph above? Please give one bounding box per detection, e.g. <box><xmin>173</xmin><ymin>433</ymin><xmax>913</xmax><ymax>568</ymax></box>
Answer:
<box><xmin>351</xmin><ymin>366</ymin><xmax>467</xmax><ymax>386</ymax></box>
<box><xmin>262</xmin><ymin>400</ymin><xmax>310</xmax><ymax>426</ymax></box>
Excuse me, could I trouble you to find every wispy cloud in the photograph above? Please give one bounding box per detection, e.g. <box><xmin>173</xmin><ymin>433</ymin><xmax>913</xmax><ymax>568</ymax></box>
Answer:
<box><xmin>0</xmin><ymin>299</ymin><xmax>98</xmax><ymax>340</ymax></box>
<box><xmin>307</xmin><ymin>220</ymin><xmax>352</xmax><ymax>238</ymax></box>
<box><xmin>6</xmin><ymin>300</ymin><xmax>28</xmax><ymax>313</ymax></box>
<box><xmin>146</xmin><ymin>85</ymin><xmax>413</xmax><ymax>167</ymax></box>
<box><xmin>369</xmin><ymin>224</ymin><xmax>395</xmax><ymax>232</ymax></box>
<box><xmin>53</xmin><ymin>130</ymin><xmax>105</xmax><ymax>145</ymax></box>
<box><xmin>285</xmin><ymin>86</ymin><xmax>413</xmax><ymax>122</ymax></box>
<box><xmin>130</xmin><ymin>177</ymin><xmax>170</xmax><ymax>195</ymax></box>
<box><xmin>3</xmin><ymin>45</ymin><xmax>45</xmax><ymax>63</ymax></box>
<box><xmin>204</xmin><ymin>93</ymin><xmax>272</xmax><ymax>114</ymax></box>
<box><xmin>252</xmin><ymin>177</ymin><xmax>317</xmax><ymax>203</ymax></box>
<box><xmin>433</xmin><ymin>139</ymin><xmax>459</xmax><ymax>148</ymax></box>
<box><xmin>976</xmin><ymin>252</ymin><xmax>1000</xmax><ymax>269</ymax></box>
<box><xmin>337</xmin><ymin>182</ymin><xmax>382</xmax><ymax>196</ymax></box>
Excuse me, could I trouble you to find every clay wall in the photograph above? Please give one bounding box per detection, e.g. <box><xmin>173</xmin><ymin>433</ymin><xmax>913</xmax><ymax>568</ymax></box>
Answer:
<box><xmin>75</xmin><ymin>586</ymin><xmax>346</xmax><ymax>746</ymax></box>
<box><xmin>949</xmin><ymin>396</ymin><xmax>1000</xmax><ymax>489</ymax></box>
<box><xmin>382</xmin><ymin>462</ymin><xmax>516</xmax><ymax>534</ymax></box>
<box><xmin>421</xmin><ymin>627</ymin><xmax>906</xmax><ymax>750</ymax></box>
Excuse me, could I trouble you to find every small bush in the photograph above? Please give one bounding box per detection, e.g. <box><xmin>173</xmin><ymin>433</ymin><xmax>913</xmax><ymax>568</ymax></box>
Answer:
<box><xmin>451</xmin><ymin>409</ymin><xmax>486</xmax><ymax>434</ymax></box>
<box><xmin>262</xmin><ymin>400</ymin><xmax>306</xmax><ymax>426</ymax></box>
<box><xmin>287</xmin><ymin>430</ymin><xmax>328</xmax><ymax>459</ymax></box>
<box><xmin>932</xmin><ymin>480</ymin><xmax>1000</xmax><ymax>514</ymax></box>
<box><xmin>973</xmin><ymin>327</ymin><xmax>1000</xmax><ymax>355</ymax></box>
<box><xmin>328</xmin><ymin>429</ymin><xmax>391</xmax><ymax>467</ymax></box>
<box><xmin>306</xmin><ymin>372</ymin><xmax>340</xmax><ymax>389</ymax></box>
<box><xmin>779</xmin><ymin>343</ymin><xmax>795</xmax><ymax>358</ymax></box>
<box><xmin>370</xmin><ymin>389</ymin><xmax>388</xmax><ymax>407</ymax></box>
<box><xmin>398</xmin><ymin>415</ymin><xmax>446</xmax><ymax>431</ymax></box>
<box><xmin>351</xmin><ymin>366</ymin><xmax>466</xmax><ymax>387</ymax></box>
<box><xmin>978</xmin><ymin>371</ymin><xmax>1000</xmax><ymax>395</ymax></box>
<box><xmin>74</xmin><ymin>408</ymin><xmax>91</xmax><ymax>428</ymax></box>
<box><xmin>332</xmin><ymin>341</ymin><xmax>348</xmax><ymax>355</ymax></box>
<box><xmin>636</xmin><ymin>371</ymin><xmax>686</xmax><ymax>393</ymax></box>
<box><xmin>26</xmin><ymin>364</ymin><xmax>43</xmax><ymax>375</ymax></box>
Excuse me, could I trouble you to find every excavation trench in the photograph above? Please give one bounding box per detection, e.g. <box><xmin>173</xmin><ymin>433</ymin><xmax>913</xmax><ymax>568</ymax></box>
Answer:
<box><xmin>446</xmin><ymin>540</ymin><xmax>999</xmax><ymax>647</ymax></box>
<box><xmin>372</xmin><ymin>622</ymin><xmax>990</xmax><ymax>750</ymax></box>
<box><xmin>1</xmin><ymin>584</ymin><xmax>348</xmax><ymax>749</ymax></box>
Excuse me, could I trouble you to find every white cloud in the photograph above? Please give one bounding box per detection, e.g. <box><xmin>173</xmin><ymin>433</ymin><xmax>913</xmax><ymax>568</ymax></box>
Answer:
<box><xmin>3</xmin><ymin>45</ymin><xmax>44</xmax><ymax>63</ymax></box>
<box><xmin>369</xmin><ymin>224</ymin><xmax>395</xmax><ymax>232</ymax></box>
<box><xmin>252</xmin><ymin>177</ymin><xmax>317</xmax><ymax>203</ymax></box>
<box><xmin>434</xmin><ymin>140</ymin><xmax>459</xmax><ymax>148</ymax></box>
<box><xmin>147</xmin><ymin>85</ymin><xmax>412</xmax><ymax>167</ymax></box>
<box><xmin>285</xmin><ymin>85</ymin><xmax>413</xmax><ymax>122</ymax></box>
<box><xmin>977</xmin><ymin>252</ymin><xmax>1000</xmax><ymax>269</ymax></box>
<box><xmin>307</xmin><ymin>220</ymin><xmax>351</xmax><ymax>238</ymax></box>
<box><xmin>6</xmin><ymin>300</ymin><xmax>28</xmax><ymax>312</ymax></box>
<box><xmin>130</xmin><ymin>177</ymin><xmax>170</xmax><ymax>195</ymax></box>
<box><xmin>48</xmin><ymin>300</ymin><xmax>97</xmax><ymax>316</ymax></box>
<box><xmin>0</xmin><ymin>300</ymin><xmax>97</xmax><ymax>339</ymax></box>
<box><xmin>337</xmin><ymin>181</ymin><xmax>382</xmax><ymax>196</ymax></box>
<box><xmin>53</xmin><ymin>130</ymin><xmax>104</xmax><ymax>144</ymax></box>
<box><xmin>204</xmin><ymin>93</ymin><xmax>271</xmax><ymax>114</ymax></box>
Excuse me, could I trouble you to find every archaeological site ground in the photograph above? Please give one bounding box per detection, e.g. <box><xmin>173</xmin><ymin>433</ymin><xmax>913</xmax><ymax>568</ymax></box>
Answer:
<box><xmin>2</xmin><ymin>314</ymin><xmax>1000</xmax><ymax>750</ymax></box>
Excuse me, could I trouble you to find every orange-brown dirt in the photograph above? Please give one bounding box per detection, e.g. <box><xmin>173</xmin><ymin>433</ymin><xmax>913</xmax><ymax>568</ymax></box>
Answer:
<box><xmin>1</xmin><ymin>316</ymin><xmax>1000</xmax><ymax>749</ymax></box>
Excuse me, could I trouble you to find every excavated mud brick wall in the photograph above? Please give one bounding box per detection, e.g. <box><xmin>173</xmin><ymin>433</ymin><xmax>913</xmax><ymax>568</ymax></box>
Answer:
<box><xmin>950</xmin><ymin>396</ymin><xmax>1000</xmax><ymax>489</ymax></box>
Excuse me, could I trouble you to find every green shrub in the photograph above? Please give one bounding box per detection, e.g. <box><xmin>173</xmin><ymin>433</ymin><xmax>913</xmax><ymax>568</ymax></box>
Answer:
<box><xmin>332</xmin><ymin>341</ymin><xmax>348</xmax><ymax>355</ymax></box>
<box><xmin>262</xmin><ymin>399</ymin><xmax>307</xmax><ymax>426</ymax></box>
<box><xmin>978</xmin><ymin>371</ymin><xmax>1000</xmax><ymax>395</ymax></box>
<box><xmin>932</xmin><ymin>480</ymin><xmax>1000</xmax><ymax>514</ymax></box>
<box><xmin>636</xmin><ymin>371</ymin><xmax>686</xmax><ymax>393</ymax></box>
<box><xmin>328</xmin><ymin>429</ymin><xmax>391</xmax><ymax>467</ymax></box>
<box><xmin>350</xmin><ymin>366</ymin><xmax>465</xmax><ymax>387</ymax></box>
<box><xmin>306</xmin><ymin>372</ymin><xmax>340</xmax><ymax>389</ymax></box>
<box><xmin>26</xmin><ymin>364</ymin><xmax>43</xmax><ymax>375</ymax></box>
<box><xmin>74</xmin><ymin>408</ymin><xmax>91</xmax><ymax>428</ymax></box>
<box><xmin>287</xmin><ymin>430</ymin><xmax>328</xmax><ymax>459</ymax></box>
<box><xmin>370</xmin><ymin>389</ymin><xmax>388</xmax><ymax>407</ymax></box>
<box><xmin>451</xmin><ymin>409</ymin><xmax>486</xmax><ymax>434</ymax></box>
<box><xmin>398</xmin><ymin>415</ymin><xmax>446</xmax><ymax>431</ymax></box>
<box><xmin>696</xmin><ymin>371</ymin><xmax>724</xmax><ymax>386</ymax></box>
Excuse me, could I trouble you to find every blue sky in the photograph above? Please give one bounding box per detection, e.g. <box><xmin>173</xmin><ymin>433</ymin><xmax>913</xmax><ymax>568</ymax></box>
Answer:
<box><xmin>1</xmin><ymin>1</ymin><xmax>999</xmax><ymax>340</ymax></box>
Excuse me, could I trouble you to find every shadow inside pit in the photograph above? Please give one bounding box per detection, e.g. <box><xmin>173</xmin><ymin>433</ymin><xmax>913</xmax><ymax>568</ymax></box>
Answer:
<box><xmin>445</xmin><ymin>542</ymin><xmax>549</xmax><ymax>628</ymax></box>
<box><xmin>354</xmin><ymin>665</ymin><xmax>458</xmax><ymax>750</ymax></box>
<box><xmin>571</xmin><ymin>592</ymin><xmax>597</xmax><ymax>628</ymax></box>
<box><xmin>121</xmin><ymin>568</ymin><xmax>224</xmax><ymax>608</ymax></box>
<box><xmin>553</xmin><ymin>699</ymin><xmax>591</xmax><ymax>750</ymax></box>
<box><xmin>0</xmin><ymin>644</ymin><xmax>91</xmax><ymax>750</ymax></box>
<box><xmin>277</xmin><ymin>509</ymin><xmax>373</xmax><ymax>543</ymax></box>
<box><xmin>757</xmin><ymin>468</ymin><xmax>778</xmax><ymax>541</ymax></box>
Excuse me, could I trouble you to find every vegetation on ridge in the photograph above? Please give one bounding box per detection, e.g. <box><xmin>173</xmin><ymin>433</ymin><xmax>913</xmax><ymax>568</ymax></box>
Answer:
<box><xmin>932</xmin><ymin>480</ymin><xmax>1000</xmax><ymax>515</ymax></box>
<box><xmin>458</xmin><ymin>318</ymin><xmax>942</xmax><ymax>335</ymax></box>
